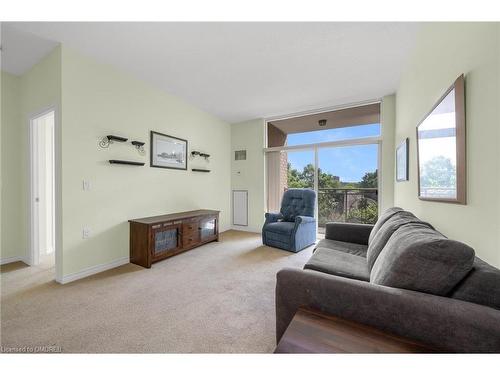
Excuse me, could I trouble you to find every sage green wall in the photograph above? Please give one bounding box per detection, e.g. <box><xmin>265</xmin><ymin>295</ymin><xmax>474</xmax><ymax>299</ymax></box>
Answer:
<box><xmin>1</xmin><ymin>47</ymin><xmax>62</xmax><ymax>263</ymax></box>
<box><xmin>60</xmin><ymin>47</ymin><xmax>231</xmax><ymax>276</ymax></box>
<box><xmin>394</xmin><ymin>23</ymin><xmax>500</xmax><ymax>267</ymax></box>
<box><xmin>230</xmin><ymin>119</ymin><xmax>266</xmax><ymax>233</ymax></box>
<box><xmin>1</xmin><ymin>72</ymin><xmax>22</xmax><ymax>260</ymax></box>
<box><xmin>0</xmin><ymin>69</ymin><xmax>2</xmax><ymax>258</ymax></box>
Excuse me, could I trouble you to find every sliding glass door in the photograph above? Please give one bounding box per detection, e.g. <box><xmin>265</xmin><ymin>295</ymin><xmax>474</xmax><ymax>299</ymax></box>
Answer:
<box><xmin>286</xmin><ymin>150</ymin><xmax>315</xmax><ymax>190</ymax></box>
<box><xmin>266</xmin><ymin>143</ymin><xmax>379</xmax><ymax>237</ymax></box>
<box><xmin>317</xmin><ymin>144</ymin><xmax>379</xmax><ymax>235</ymax></box>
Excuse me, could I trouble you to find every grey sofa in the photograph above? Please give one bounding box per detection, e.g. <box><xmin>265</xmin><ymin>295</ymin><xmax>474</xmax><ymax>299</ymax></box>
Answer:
<box><xmin>262</xmin><ymin>189</ymin><xmax>317</xmax><ymax>252</ymax></box>
<box><xmin>276</xmin><ymin>207</ymin><xmax>500</xmax><ymax>353</ymax></box>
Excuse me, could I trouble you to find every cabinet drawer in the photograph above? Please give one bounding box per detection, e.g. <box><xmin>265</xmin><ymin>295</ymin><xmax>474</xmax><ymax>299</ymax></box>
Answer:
<box><xmin>183</xmin><ymin>232</ymin><xmax>200</xmax><ymax>247</ymax></box>
<box><xmin>183</xmin><ymin>222</ymin><xmax>199</xmax><ymax>234</ymax></box>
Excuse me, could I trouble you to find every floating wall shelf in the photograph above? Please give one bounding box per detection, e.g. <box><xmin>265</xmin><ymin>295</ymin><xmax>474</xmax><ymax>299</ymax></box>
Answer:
<box><xmin>99</xmin><ymin>135</ymin><xmax>128</xmax><ymax>148</ymax></box>
<box><xmin>192</xmin><ymin>168</ymin><xmax>211</xmax><ymax>173</ymax></box>
<box><xmin>109</xmin><ymin>160</ymin><xmax>145</xmax><ymax>166</ymax></box>
<box><xmin>131</xmin><ymin>140</ymin><xmax>146</xmax><ymax>154</ymax></box>
<box><xmin>107</xmin><ymin>135</ymin><xmax>128</xmax><ymax>142</ymax></box>
<box><xmin>191</xmin><ymin>151</ymin><xmax>210</xmax><ymax>160</ymax></box>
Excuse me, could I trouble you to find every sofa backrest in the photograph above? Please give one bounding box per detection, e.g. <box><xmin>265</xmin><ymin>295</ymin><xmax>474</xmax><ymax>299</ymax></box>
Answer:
<box><xmin>280</xmin><ymin>189</ymin><xmax>316</xmax><ymax>222</ymax></box>
<box><xmin>450</xmin><ymin>257</ymin><xmax>500</xmax><ymax>310</ymax></box>
<box><xmin>366</xmin><ymin>210</ymin><xmax>434</xmax><ymax>270</ymax></box>
<box><xmin>367</xmin><ymin>207</ymin><xmax>403</xmax><ymax>245</ymax></box>
<box><xmin>366</xmin><ymin>207</ymin><xmax>500</xmax><ymax>310</ymax></box>
<box><xmin>370</xmin><ymin>222</ymin><xmax>475</xmax><ymax>296</ymax></box>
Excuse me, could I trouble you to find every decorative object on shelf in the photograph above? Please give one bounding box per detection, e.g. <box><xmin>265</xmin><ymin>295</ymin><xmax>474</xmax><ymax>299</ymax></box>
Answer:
<box><xmin>192</xmin><ymin>168</ymin><xmax>210</xmax><ymax>173</ymax></box>
<box><xmin>396</xmin><ymin>138</ymin><xmax>409</xmax><ymax>182</ymax></box>
<box><xmin>99</xmin><ymin>135</ymin><xmax>128</xmax><ymax>149</ymax></box>
<box><xmin>109</xmin><ymin>160</ymin><xmax>145</xmax><ymax>166</ymax></box>
<box><xmin>150</xmin><ymin>131</ymin><xmax>188</xmax><ymax>170</ymax></box>
<box><xmin>191</xmin><ymin>150</ymin><xmax>210</xmax><ymax>160</ymax></box>
<box><xmin>131</xmin><ymin>141</ymin><xmax>146</xmax><ymax>155</ymax></box>
<box><xmin>417</xmin><ymin>74</ymin><xmax>466</xmax><ymax>204</ymax></box>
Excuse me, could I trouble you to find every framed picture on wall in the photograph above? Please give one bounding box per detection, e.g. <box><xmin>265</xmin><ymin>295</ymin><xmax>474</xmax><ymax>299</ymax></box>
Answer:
<box><xmin>416</xmin><ymin>74</ymin><xmax>466</xmax><ymax>204</ymax></box>
<box><xmin>150</xmin><ymin>131</ymin><xmax>188</xmax><ymax>170</ymax></box>
<box><xmin>396</xmin><ymin>138</ymin><xmax>409</xmax><ymax>182</ymax></box>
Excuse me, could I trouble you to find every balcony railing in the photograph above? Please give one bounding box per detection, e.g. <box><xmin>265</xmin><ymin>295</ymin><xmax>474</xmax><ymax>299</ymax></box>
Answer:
<box><xmin>318</xmin><ymin>187</ymin><xmax>378</xmax><ymax>226</ymax></box>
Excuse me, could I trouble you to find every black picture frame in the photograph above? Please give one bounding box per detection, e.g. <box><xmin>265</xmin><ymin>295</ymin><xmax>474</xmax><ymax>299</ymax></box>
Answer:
<box><xmin>396</xmin><ymin>138</ymin><xmax>409</xmax><ymax>182</ymax></box>
<box><xmin>150</xmin><ymin>131</ymin><xmax>188</xmax><ymax>170</ymax></box>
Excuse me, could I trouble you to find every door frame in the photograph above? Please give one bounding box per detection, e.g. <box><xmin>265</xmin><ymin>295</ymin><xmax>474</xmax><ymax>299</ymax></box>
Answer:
<box><xmin>28</xmin><ymin>105</ymin><xmax>62</xmax><ymax>281</ymax></box>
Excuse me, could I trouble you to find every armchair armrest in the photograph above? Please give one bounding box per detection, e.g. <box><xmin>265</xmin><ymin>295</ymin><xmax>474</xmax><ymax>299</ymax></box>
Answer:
<box><xmin>294</xmin><ymin>215</ymin><xmax>315</xmax><ymax>225</ymax></box>
<box><xmin>264</xmin><ymin>212</ymin><xmax>283</xmax><ymax>224</ymax></box>
<box><xmin>324</xmin><ymin>222</ymin><xmax>373</xmax><ymax>245</ymax></box>
<box><xmin>276</xmin><ymin>268</ymin><xmax>500</xmax><ymax>352</ymax></box>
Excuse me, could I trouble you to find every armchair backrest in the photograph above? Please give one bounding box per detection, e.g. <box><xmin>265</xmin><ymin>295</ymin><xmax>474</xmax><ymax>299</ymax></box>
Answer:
<box><xmin>280</xmin><ymin>189</ymin><xmax>316</xmax><ymax>222</ymax></box>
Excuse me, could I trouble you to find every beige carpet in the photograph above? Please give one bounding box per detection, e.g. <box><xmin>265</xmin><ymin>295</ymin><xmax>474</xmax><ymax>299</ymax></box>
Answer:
<box><xmin>1</xmin><ymin>230</ymin><xmax>313</xmax><ymax>353</ymax></box>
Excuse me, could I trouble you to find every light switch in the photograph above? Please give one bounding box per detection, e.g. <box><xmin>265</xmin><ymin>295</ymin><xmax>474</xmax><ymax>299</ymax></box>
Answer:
<box><xmin>82</xmin><ymin>227</ymin><xmax>91</xmax><ymax>239</ymax></box>
<box><xmin>83</xmin><ymin>180</ymin><xmax>92</xmax><ymax>191</ymax></box>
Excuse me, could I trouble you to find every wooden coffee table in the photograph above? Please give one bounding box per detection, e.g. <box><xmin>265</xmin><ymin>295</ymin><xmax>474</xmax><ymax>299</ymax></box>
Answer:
<box><xmin>275</xmin><ymin>307</ymin><xmax>437</xmax><ymax>353</ymax></box>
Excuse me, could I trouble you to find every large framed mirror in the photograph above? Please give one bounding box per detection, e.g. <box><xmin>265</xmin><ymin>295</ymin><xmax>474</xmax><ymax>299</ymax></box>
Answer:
<box><xmin>416</xmin><ymin>74</ymin><xmax>466</xmax><ymax>204</ymax></box>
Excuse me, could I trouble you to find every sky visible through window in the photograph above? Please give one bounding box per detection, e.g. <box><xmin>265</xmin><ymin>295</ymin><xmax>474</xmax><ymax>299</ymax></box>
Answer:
<box><xmin>286</xmin><ymin>123</ymin><xmax>380</xmax><ymax>182</ymax></box>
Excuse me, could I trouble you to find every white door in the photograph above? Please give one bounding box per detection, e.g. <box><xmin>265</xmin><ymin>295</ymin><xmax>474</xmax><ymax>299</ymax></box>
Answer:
<box><xmin>30</xmin><ymin>110</ymin><xmax>55</xmax><ymax>266</ymax></box>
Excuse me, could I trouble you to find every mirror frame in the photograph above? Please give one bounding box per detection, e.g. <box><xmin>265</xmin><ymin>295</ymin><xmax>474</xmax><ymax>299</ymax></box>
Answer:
<box><xmin>416</xmin><ymin>74</ymin><xmax>466</xmax><ymax>204</ymax></box>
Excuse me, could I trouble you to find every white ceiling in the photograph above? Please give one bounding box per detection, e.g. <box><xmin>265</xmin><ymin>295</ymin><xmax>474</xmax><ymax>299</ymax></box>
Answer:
<box><xmin>1</xmin><ymin>25</ymin><xmax>59</xmax><ymax>75</ymax></box>
<box><xmin>1</xmin><ymin>22</ymin><xmax>419</xmax><ymax>123</ymax></box>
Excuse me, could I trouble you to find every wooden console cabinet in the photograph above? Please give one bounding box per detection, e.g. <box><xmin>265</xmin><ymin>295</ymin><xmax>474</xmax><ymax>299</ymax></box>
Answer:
<box><xmin>129</xmin><ymin>209</ymin><xmax>219</xmax><ymax>268</ymax></box>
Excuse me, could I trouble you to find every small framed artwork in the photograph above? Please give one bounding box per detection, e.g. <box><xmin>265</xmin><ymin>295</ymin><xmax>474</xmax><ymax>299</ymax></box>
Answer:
<box><xmin>150</xmin><ymin>131</ymin><xmax>188</xmax><ymax>170</ymax></box>
<box><xmin>396</xmin><ymin>138</ymin><xmax>409</xmax><ymax>182</ymax></box>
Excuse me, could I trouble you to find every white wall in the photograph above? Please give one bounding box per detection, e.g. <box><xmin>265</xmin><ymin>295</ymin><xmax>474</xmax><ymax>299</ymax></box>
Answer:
<box><xmin>60</xmin><ymin>47</ymin><xmax>232</xmax><ymax>277</ymax></box>
<box><xmin>394</xmin><ymin>23</ymin><xmax>500</xmax><ymax>267</ymax></box>
<box><xmin>230</xmin><ymin>119</ymin><xmax>266</xmax><ymax>233</ymax></box>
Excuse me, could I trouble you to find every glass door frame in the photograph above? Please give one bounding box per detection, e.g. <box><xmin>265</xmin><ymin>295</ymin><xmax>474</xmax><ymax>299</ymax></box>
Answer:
<box><xmin>264</xmin><ymin>136</ymin><xmax>383</xmax><ymax>227</ymax></box>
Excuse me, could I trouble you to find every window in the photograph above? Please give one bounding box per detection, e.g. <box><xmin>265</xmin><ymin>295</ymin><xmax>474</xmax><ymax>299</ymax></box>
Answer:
<box><xmin>287</xmin><ymin>123</ymin><xmax>380</xmax><ymax>146</ymax></box>
<box><xmin>265</xmin><ymin>103</ymin><xmax>381</xmax><ymax>233</ymax></box>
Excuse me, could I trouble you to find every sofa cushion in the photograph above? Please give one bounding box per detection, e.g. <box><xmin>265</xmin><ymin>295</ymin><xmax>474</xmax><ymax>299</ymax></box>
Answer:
<box><xmin>450</xmin><ymin>257</ymin><xmax>500</xmax><ymax>310</ymax></box>
<box><xmin>371</xmin><ymin>223</ymin><xmax>475</xmax><ymax>296</ymax></box>
<box><xmin>305</xmin><ymin>247</ymin><xmax>370</xmax><ymax>281</ymax></box>
<box><xmin>264</xmin><ymin>221</ymin><xmax>295</xmax><ymax>235</ymax></box>
<box><xmin>366</xmin><ymin>211</ymin><xmax>434</xmax><ymax>270</ymax></box>
<box><xmin>368</xmin><ymin>207</ymin><xmax>404</xmax><ymax>245</ymax></box>
<box><xmin>315</xmin><ymin>238</ymin><xmax>368</xmax><ymax>257</ymax></box>
<box><xmin>325</xmin><ymin>222</ymin><xmax>373</xmax><ymax>245</ymax></box>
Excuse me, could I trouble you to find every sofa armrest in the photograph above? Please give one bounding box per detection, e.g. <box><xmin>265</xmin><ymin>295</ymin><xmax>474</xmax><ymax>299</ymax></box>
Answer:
<box><xmin>276</xmin><ymin>268</ymin><xmax>500</xmax><ymax>353</ymax></box>
<box><xmin>324</xmin><ymin>222</ymin><xmax>373</xmax><ymax>245</ymax></box>
<box><xmin>264</xmin><ymin>212</ymin><xmax>283</xmax><ymax>224</ymax></box>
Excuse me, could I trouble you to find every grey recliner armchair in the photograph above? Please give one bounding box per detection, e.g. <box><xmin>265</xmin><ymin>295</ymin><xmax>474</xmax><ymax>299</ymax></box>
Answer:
<box><xmin>262</xmin><ymin>188</ymin><xmax>316</xmax><ymax>252</ymax></box>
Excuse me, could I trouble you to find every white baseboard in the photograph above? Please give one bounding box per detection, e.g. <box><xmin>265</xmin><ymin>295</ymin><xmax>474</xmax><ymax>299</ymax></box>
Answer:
<box><xmin>57</xmin><ymin>256</ymin><xmax>129</xmax><ymax>284</ymax></box>
<box><xmin>0</xmin><ymin>256</ymin><xmax>26</xmax><ymax>265</ymax></box>
<box><xmin>230</xmin><ymin>226</ymin><xmax>260</xmax><ymax>234</ymax></box>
